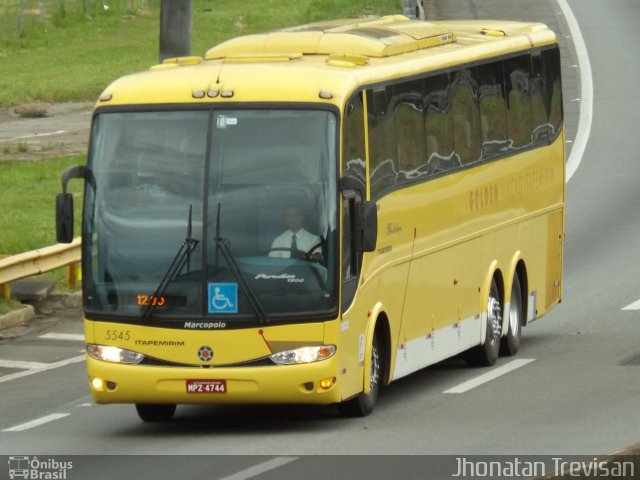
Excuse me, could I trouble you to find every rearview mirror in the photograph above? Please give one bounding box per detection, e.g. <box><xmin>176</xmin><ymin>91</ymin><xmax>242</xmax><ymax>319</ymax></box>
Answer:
<box><xmin>55</xmin><ymin>165</ymin><xmax>93</xmax><ymax>244</ymax></box>
<box><xmin>340</xmin><ymin>176</ymin><xmax>377</xmax><ymax>253</ymax></box>
<box><xmin>56</xmin><ymin>193</ymin><xmax>74</xmax><ymax>243</ymax></box>
<box><xmin>362</xmin><ymin>200</ymin><xmax>377</xmax><ymax>252</ymax></box>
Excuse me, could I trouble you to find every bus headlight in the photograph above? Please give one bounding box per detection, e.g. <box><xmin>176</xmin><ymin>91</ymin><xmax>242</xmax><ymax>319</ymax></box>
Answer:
<box><xmin>269</xmin><ymin>345</ymin><xmax>336</xmax><ymax>365</ymax></box>
<box><xmin>87</xmin><ymin>344</ymin><xmax>144</xmax><ymax>364</ymax></box>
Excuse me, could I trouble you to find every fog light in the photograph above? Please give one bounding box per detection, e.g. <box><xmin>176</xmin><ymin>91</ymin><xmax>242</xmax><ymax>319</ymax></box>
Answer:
<box><xmin>91</xmin><ymin>378</ymin><xmax>104</xmax><ymax>391</ymax></box>
<box><xmin>319</xmin><ymin>378</ymin><xmax>334</xmax><ymax>390</ymax></box>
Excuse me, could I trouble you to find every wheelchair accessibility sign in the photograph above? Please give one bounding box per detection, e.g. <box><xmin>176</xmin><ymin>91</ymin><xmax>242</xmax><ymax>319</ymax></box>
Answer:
<box><xmin>208</xmin><ymin>283</ymin><xmax>238</xmax><ymax>314</ymax></box>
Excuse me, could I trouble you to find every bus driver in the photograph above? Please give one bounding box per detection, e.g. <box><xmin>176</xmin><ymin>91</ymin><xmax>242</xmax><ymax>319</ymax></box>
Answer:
<box><xmin>269</xmin><ymin>206</ymin><xmax>323</xmax><ymax>261</ymax></box>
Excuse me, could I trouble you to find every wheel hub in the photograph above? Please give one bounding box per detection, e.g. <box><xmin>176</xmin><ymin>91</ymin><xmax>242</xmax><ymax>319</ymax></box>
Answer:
<box><xmin>488</xmin><ymin>296</ymin><xmax>502</xmax><ymax>339</ymax></box>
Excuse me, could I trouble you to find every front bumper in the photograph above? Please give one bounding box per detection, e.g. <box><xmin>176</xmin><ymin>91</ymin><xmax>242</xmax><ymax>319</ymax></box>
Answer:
<box><xmin>87</xmin><ymin>354</ymin><xmax>341</xmax><ymax>405</ymax></box>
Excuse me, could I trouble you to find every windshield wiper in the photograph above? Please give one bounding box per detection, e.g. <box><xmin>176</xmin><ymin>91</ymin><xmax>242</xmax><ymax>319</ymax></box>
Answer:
<box><xmin>141</xmin><ymin>205</ymin><xmax>199</xmax><ymax>322</ymax></box>
<box><xmin>214</xmin><ymin>203</ymin><xmax>269</xmax><ymax>324</ymax></box>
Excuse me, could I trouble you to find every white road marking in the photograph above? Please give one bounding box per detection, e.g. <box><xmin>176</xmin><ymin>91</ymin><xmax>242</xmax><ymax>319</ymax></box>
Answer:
<box><xmin>217</xmin><ymin>457</ymin><xmax>298</xmax><ymax>480</ymax></box>
<box><xmin>8</xmin><ymin>130</ymin><xmax>67</xmax><ymax>141</ymax></box>
<box><xmin>3</xmin><ymin>413</ymin><xmax>70</xmax><ymax>432</ymax></box>
<box><xmin>0</xmin><ymin>359</ymin><xmax>49</xmax><ymax>370</ymax></box>
<box><xmin>557</xmin><ymin>0</ymin><xmax>593</xmax><ymax>182</ymax></box>
<box><xmin>0</xmin><ymin>354</ymin><xmax>85</xmax><ymax>384</ymax></box>
<box><xmin>622</xmin><ymin>299</ymin><xmax>640</xmax><ymax>310</ymax></box>
<box><xmin>443</xmin><ymin>359</ymin><xmax>535</xmax><ymax>394</ymax></box>
<box><xmin>39</xmin><ymin>333</ymin><xmax>85</xmax><ymax>342</ymax></box>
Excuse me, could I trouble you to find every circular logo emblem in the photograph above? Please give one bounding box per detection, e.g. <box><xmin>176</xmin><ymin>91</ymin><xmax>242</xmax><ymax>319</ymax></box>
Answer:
<box><xmin>198</xmin><ymin>346</ymin><xmax>213</xmax><ymax>362</ymax></box>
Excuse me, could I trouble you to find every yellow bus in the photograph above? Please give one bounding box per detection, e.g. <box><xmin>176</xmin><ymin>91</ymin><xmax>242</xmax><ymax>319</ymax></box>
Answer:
<box><xmin>56</xmin><ymin>15</ymin><xmax>564</xmax><ymax>421</ymax></box>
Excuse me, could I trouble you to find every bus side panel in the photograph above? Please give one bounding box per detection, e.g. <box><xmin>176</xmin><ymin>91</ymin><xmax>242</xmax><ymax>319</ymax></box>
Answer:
<box><xmin>339</xmin><ymin>193</ymin><xmax>417</xmax><ymax>397</ymax></box>
<box><xmin>338</xmin><ymin>285</ymin><xmax>370</xmax><ymax>401</ymax></box>
<box><xmin>394</xmin><ymin>238</ymin><xmax>481</xmax><ymax>380</ymax></box>
<box><xmin>371</xmin><ymin>139</ymin><xmax>563</xmax><ymax>381</ymax></box>
<box><xmin>393</xmin><ymin>212</ymin><xmax>561</xmax><ymax>381</ymax></box>
<box><xmin>545</xmin><ymin>209</ymin><xmax>564</xmax><ymax>311</ymax></box>
<box><xmin>340</xmin><ymin>256</ymin><xmax>410</xmax><ymax>399</ymax></box>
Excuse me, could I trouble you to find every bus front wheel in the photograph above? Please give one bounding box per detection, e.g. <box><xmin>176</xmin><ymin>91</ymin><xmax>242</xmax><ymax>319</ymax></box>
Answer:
<box><xmin>337</xmin><ymin>331</ymin><xmax>382</xmax><ymax>417</ymax></box>
<box><xmin>135</xmin><ymin>403</ymin><xmax>176</xmax><ymax>422</ymax></box>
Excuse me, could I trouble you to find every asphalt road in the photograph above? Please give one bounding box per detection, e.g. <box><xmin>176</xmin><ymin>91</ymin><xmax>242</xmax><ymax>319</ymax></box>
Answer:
<box><xmin>0</xmin><ymin>102</ymin><xmax>92</xmax><ymax>162</ymax></box>
<box><xmin>2</xmin><ymin>0</ymin><xmax>640</xmax><ymax>478</ymax></box>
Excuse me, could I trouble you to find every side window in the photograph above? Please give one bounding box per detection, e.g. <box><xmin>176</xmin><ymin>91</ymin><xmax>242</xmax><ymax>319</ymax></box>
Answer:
<box><xmin>393</xmin><ymin>80</ymin><xmax>426</xmax><ymax>183</ymax></box>
<box><xmin>341</xmin><ymin>191</ymin><xmax>361</xmax><ymax>310</ymax></box>
<box><xmin>423</xmin><ymin>73</ymin><xmax>457</xmax><ymax>175</ymax></box>
<box><xmin>367</xmin><ymin>86</ymin><xmax>397</xmax><ymax>198</ymax></box>
<box><xmin>475</xmin><ymin>62</ymin><xmax>508</xmax><ymax>159</ymax></box>
<box><xmin>360</xmin><ymin>46</ymin><xmax>561</xmax><ymax>195</ymax></box>
<box><xmin>505</xmin><ymin>55</ymin><xmax>533</xmax><ymax>149</ymax></box>
<box><xmin>451</xmin><ymin>69</ymin><xmax>481</xmax><ymax>165</ymax></box>
<box><xmin>342</xmin><ymin>93</ymin><xmax>366</xmax><ymax>184</ymax></box>
<box><xmin>342</xmin><ymin>94</ymin><xmax>365</xmax><ymax>309</ymax></box>
<box><xmin>542</xmin><ymin>47</ymin><xmax>563</xmax><ymax>139</ymax></box>
<box><xmin>530</xmin><ymin>52</ymin><xmax>550</xmax><ymax>145</ymax></box>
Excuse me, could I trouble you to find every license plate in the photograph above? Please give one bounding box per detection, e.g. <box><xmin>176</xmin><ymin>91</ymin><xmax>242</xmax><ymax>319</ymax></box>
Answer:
<box><xmin>186</xmin><ymin>379</ymin><xmax>227</xmax><ymax>394</ymax></box>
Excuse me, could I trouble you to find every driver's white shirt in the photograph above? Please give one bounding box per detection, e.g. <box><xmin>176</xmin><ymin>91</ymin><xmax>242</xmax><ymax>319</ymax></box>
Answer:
<box><xmin>269</xmin><ymin>229</ymin><xmax>321</xmax><ymax>258</ymax></box>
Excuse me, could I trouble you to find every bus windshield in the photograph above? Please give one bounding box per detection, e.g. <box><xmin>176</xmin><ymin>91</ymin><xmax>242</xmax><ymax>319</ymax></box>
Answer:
<box><xmin>83</xmin><ymin>108</ymin><xmax>338</xmax><ymax>325</ymax></box>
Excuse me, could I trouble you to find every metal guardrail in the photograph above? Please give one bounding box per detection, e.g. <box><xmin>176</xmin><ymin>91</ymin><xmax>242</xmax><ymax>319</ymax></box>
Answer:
<box><xmin>0</xmin><ymin>238</ymin><xmax>81</xmax><ymax>301</ymax></box>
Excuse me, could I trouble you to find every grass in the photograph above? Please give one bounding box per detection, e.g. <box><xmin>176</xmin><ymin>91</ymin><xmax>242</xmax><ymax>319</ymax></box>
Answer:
<box><xmin>0</xmin><ymin>156</ymin><xmax>84</xmax><ymax>313</ymax></box>
<box><xmin>0</xmin><ymin>298</ymin><xmax>24</xmax><ymax>315</ymax></box>
<box><xmin>0</xmin><ymin>0</ymin><xmax>402</xmax><ymax>106</ymax></box>
<box><xmin>0</xmin><ymin>156</ymin><xmax>85</xmax><ymax>255</ymax></box>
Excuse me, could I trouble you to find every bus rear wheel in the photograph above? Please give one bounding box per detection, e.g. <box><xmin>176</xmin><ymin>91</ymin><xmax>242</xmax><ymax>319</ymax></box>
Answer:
<box><xmin>500</xmin><ymin>274</ymin><xmax>523</xmax><ymax>356</ymax></box>
<box><xmin>337</xmin><ymin>331</ymin><xmax>382</xmax><ymax>417</ymax></box>
<box><xmin>467</xmin><ymin>278</ymin><xmax>502</xmax><ymax>367</ymax></box>
<box><xmin>135</xmin><ymin>403</ymin><xmax>176</xmax><ymax>422</ymax></box>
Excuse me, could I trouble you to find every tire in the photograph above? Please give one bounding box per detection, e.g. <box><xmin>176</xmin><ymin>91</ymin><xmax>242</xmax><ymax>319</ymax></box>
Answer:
<box><xmin>500</xmin><ymin>274</ymin><xmax>523</xmax><ymax>356</ymax></box>
<box><xmin>337</xmin><ymin>331</ymin><xmax>382</xmax><ymax>417</ymax></box>
<box><xmin>135</xmin><ymin>403</ymin><xmax>176</xmax><ymax>422</ymax></box>
<box><xmin>467</xmin><ymin>277</ymin><xmax>502</xmax><ymax>367</ymax></box>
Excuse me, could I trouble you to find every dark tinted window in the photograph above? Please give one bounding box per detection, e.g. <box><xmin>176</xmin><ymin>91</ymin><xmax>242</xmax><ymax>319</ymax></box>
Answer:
<box><xmin>543</xmin><ymin>47</ymin><xmax>563</xmax><ymax>137</ymax></box>
<box><xmin>393</xmin><ymin>80</ymin><xmax>426</xmax><ymax>183</ymax></box>
<box><xmin>363</xmin><ymin>47</ymin><xmax>563</xmax><ymax>199</ymax></box>
<box><xmin>451</xmin><ymin>69</ymin><xmax>481</xmax><ymax>165</ymax></box>
<box><xmin>530</xmin><ymin>52</ymin><xmax>550</xmax><ymax>145</ymax></box>
<box><xmin>342</xmin><ymin>93</ymin><xmax>366</xmax><ymax>184</ymax></box>
<box><xmin>505</xmin><ymin>55</ymin><xmax>533</xmax><ymax>149</ymax></box>
<box><xmin>367</xmin><ymin>86</ymin><xmax>397</xmax><ymax>197</ymax></box>
<box><xmin>476</xmin><ymin>62</ymin><xmax>508</xmax><ymax>159</ymax></box>
<box><xmin>424</xmin><ymin>73</ymin><xmax>458</xmax><ymax>175</ymax></box>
